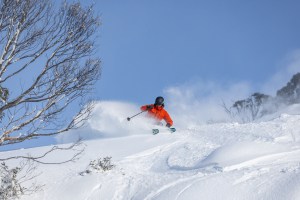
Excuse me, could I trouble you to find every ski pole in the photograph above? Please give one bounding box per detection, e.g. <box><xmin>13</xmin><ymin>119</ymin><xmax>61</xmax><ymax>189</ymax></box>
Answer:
<box><xmin>127</xmin><ymin>110</ymin><xmax>146</xmax><ymax>121</ymax></box>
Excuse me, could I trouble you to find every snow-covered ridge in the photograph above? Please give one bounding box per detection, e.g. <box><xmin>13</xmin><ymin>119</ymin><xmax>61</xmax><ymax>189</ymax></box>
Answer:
<box><xmin>2</xmin><ymin>102</ymin><xmax>300</xmax><ymax>199</ymax></box>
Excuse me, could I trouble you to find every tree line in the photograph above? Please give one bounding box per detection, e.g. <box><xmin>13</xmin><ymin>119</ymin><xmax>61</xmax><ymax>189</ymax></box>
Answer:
<box><xmin>226</xmin><ymin>72</ymin><xmax>300</xmax><ymax>122</ymax></box>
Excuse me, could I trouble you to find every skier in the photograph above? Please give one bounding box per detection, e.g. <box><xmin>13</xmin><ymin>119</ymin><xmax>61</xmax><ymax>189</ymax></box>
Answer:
<box><xmin>140</xmin><ymin>96</ymin><xmax>173</xmax><ymax>127</ymax></box>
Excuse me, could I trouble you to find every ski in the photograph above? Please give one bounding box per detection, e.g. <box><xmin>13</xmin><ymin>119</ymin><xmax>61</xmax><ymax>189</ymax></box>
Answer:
<box><xmin>169</xmin><ymin>127</ymin><xmax>176</xmax><ymax>133</ymax></box>
<box><xmin>152</xmin><ymin>127</ymin><xmax>176</xmax><ymax>135</ymax></box>
<box><xmin>152</xmin><ymin>129</ymin><xmax>159</xmax><ymax>135</ymax></box>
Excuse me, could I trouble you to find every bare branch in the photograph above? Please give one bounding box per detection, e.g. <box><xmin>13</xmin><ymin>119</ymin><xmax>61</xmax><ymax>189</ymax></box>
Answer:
<box><xmin>0</xmin><ymin>0</ymin><xmax>101</xmax><ymax>145</ymax></box>
<box><xmin>0</xmin><ymin>139</ymin><xmax>85</xmax><ymax>164</ymax></box>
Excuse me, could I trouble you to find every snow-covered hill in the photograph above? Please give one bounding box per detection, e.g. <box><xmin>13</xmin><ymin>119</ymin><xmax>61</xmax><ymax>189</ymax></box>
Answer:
<box><xmin>2</xmin><ymin>102</ymin><xmax>300</xmax><ymax>200</ymax></box>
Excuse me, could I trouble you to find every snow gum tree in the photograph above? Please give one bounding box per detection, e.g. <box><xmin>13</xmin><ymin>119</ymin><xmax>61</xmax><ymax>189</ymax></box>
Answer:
<box><xmin>0</xmin><ymin>0</ymin><xmax>101</xmax><ymax>145</ymax></box>
<box><xmin>276</xmin><ymin>72</ymin><xmax>300</xmax><ymax>104</ymax></box>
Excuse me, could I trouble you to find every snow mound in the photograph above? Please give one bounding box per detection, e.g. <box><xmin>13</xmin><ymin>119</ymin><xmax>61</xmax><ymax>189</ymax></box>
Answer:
<box><xmin>3</xmin><ymin>103</ymin><xmax>300</xmax><ymax>199</ymax></box>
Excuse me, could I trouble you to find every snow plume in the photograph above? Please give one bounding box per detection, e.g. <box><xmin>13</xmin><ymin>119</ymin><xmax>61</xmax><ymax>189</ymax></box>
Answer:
<box><xmin>57</xmin><ymin>82</ymin><xmax>255</xmax><ymax>143</ymax></box>
<box><xmin>57</xmin><ymin>50</ymin><xmax>300</xmax><ymax>143</ymax></box>
<box><xmin>164</xmin><ymin>79</ymin><xmax>253</xmax><ymax>128</ymax></box>
<box><xmin>163</xmin><ymin>50</ymin><xmax>300</xmax><ymax>128</ymax></box>
<box><xmin>56</xmin><ymin>101</ymin><xmax>155</xmax><ymax>143</ymax></box>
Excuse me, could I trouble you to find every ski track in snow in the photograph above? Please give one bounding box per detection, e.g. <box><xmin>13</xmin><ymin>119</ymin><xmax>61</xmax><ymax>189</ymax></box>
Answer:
<box><xmin>129</xmin><ymin>145</ymin><xmax>299</xmax><ymax>200</ymax></box>
<box><xmin>4</xmin><ymin>112</ymin><xmax>300</xmax><ymax>200</ymax></box>
<box><xmin>103</xmin><ymin>115</ymin><xmax>300</xmax><ymax>200</ymax></box>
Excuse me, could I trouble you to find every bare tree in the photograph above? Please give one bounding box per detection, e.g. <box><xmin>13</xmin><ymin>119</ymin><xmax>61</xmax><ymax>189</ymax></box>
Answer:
<box><xmin>0</xmin><ymin>0</ymin><xmax>101</xmax><ymax>145</ymax></box>
<box><xmin>223</xmin><ymin>93</ymin><xmax>271</xmax><ymax>123</ymax></box>
<box><xmin>276</xmin><ymin>72</ymin><xmax>300</xmax><ymax>104</ymax></box>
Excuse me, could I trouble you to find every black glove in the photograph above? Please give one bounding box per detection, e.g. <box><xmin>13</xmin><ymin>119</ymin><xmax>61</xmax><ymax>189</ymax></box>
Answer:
<box><xmin>146</xmin><ymin>105</ymin><xmax>153</xmax><ymax>110</ymax></box>
<box><xmin>166</xmin><ymin>123</ymin><xmax>171</xmax><ymax>128</ymax></box>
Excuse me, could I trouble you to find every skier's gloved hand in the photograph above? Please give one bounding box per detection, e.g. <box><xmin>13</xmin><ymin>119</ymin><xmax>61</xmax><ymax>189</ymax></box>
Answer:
<box><xmin>146</xmin><ymin>105</ymin><xmax>153</xmax><ymax>110</ymax></box>
<box><xmin>166</xmin><ymin>123</ymin><xmax>171</xmax><ymax>128</ymax></box>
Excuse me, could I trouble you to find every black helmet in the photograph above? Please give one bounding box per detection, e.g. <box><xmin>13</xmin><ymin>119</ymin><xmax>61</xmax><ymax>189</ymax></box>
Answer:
<box><xmin>154</xmin><ymin>96</ymin><xmax>164</xmax><ymax>106</ymax></box>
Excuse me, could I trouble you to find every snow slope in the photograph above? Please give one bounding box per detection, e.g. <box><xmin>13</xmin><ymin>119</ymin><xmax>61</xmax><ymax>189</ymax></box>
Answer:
<box><xmin>2</xmin><ymin>102</ymin><xmax>300</xmax><ymax>200</ymax></box>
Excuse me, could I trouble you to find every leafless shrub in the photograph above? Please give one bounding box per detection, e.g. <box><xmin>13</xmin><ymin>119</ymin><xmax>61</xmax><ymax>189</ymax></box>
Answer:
<box><xmin>80</xmin><ymin>156</ymin><xmax>115</xmax><ymax>176</ymax></box>
<box><xmin>0</xmin><ymin>160</ymin><xmax>42</xmax><ymax>200</ymax></box>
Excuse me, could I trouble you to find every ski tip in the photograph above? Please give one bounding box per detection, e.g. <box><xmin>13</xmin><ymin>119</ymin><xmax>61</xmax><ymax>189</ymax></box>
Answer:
<box><xmin>169</xmin><ymin>127</ymin><xmax>176</xmax><ymax>133</ymax></box>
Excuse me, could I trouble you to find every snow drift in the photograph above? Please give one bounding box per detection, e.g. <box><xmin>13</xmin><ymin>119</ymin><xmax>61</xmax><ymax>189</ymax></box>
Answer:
<box><xmin>2</xmin><ymin>101</ymin><xmax>300</xmax><ymax>199</ymax></box>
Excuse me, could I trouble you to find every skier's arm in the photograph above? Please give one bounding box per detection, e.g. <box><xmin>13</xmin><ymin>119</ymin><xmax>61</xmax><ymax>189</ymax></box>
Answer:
<box><xmin>140</xmin><ymin>104</ymin><xmax>154</xmax><ymax>111</ymax></box>
<box><xmin>163</xmin><ymin>111</ymin><xmax>173</xmax><ymax>127</ymax></box>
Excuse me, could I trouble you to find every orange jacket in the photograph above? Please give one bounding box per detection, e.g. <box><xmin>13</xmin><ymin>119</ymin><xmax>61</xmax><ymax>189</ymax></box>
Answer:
<box><xmin>140</xmin><ymin>104</ymin><xmax>173</xmax><ymax>126</ymax></box>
